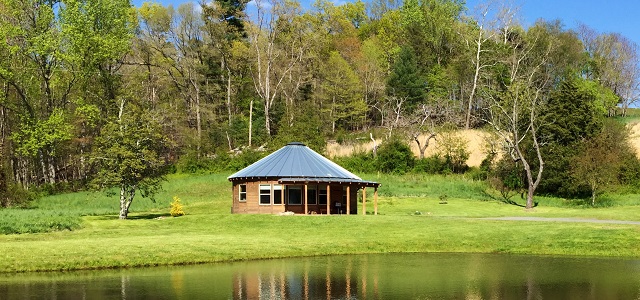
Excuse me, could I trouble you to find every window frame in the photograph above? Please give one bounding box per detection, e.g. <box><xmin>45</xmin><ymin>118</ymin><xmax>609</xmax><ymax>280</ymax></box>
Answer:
<box><xmin>259</xmin><ymin>184</ymin><xmax>272</xmax><ymax>205</ymax></box>
<box><xmin>273</xmin><ymin>184</ymin><xmax>283</xmax><ymax>205</ymax></box>
<box><xmin>319</xmin><ymin>187</ymin><xmax>328</xmax><ymax>205</ymax></box>
<box><xmin>239</xmin><ymin>184</ymin><xmax>247</xmax><ymax>202</ymax></box>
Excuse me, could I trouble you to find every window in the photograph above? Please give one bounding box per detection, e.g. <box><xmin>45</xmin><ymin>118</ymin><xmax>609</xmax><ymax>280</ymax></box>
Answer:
<box><xmin>307</xmin><ymin>186</ymin><xmax>317</xmax><ymax>205</ymax></box>
<box><xmin>319</xmin><ymin>188</ymin><xmax>327</xmax><ymax>205</ymax></box>
<box><xmin>273</xmin><ymin>185</ymin><xmax>283</xmax><ymax>205</ymax></box>
<box><xmin>239</xmin><ymin>184</ymin><xmax>247</xmax><ymax>202</ymax></box>
<box><xmin>259</xmin><ymin>184</ymin><xmax>271</xmax><ymax>205</ymax></box>
<box><xmin>288</xmin><ymin>186</ymin><xmax>302</xmax><ymax>205</ymax></box>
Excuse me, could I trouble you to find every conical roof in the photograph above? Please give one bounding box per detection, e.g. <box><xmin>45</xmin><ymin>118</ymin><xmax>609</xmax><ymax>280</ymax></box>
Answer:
<box><xmin>228</xmin><ymin>142</ymin><xmax>362</xmax><ymax>181</ymax></box>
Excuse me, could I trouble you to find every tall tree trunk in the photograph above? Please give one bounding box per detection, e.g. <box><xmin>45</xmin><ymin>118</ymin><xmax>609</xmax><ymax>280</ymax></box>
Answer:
<box><xmin>119</xmin><ymin>184</ymin><xmax>136</xmax><ymax>220</ymax></box>
<box><xmin>119</xmin><ymin>184</ymin><xmax>128</xmax><ymax>219</ymax></box>
<box><xmin>249</xmin><ymin>99</ymin><xmax>253</xmax><ymax>147</ymax></box>
<box><xmin>264</xmin><ymin>100</ymin><xmax>271</xmax><ymax>136</ymax></box>
<box><xmin>0</xmin><ymin>104</ymin><xmax>6</xmax><ymax>206</ymax></box>
<box><xmin>465</xmin><ymin>37</ymin><xmax>482</xmax><ymax>129</ymax></box>
<box><xmin>227</xmin><ymin>67</ymin><xmax>232</xmax><ymax>126</ymax></box>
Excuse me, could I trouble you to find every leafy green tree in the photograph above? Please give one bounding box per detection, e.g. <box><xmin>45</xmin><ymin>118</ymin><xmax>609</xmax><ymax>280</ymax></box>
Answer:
<box><xmin>91</xmin><ymin>100</ymin><xmax>170</xmax><ymax>219</ymax></box>
<box><xmin>386</xmin><ymin>46</ymin><xmax>425</xmax><ymax>113</ymax></box>
<box><xmin>435</xmin><ymin>131</ymin><xmax>469</xmax><ymax>174</ymax></box>
<box><xmin>272</xmin><ymin>100</ymin><xmax>326</xmax><ymax>153</ymax></box>
<box><xmin>320</xmin><ymin>51</ymin><xmax>366</xmax><ymax>133</ymax></box>
<box><xmin>570</xmin><ymin>121</ymin><xmax>631</xmax><ymax>205</ymax></box>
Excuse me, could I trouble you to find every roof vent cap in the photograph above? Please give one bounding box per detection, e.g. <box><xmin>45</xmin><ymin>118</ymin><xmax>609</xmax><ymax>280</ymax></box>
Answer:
<box><xmin>287</xmin><ymin>142</ymin><xmax>306</xmax><ymax>146</ymax></box>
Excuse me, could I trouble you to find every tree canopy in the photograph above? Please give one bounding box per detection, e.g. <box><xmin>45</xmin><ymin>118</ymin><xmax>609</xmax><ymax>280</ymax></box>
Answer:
<box><xmin>0</xmin><ymin>0</ymin><xmax>639</xmax><ymax>210</ymax></box>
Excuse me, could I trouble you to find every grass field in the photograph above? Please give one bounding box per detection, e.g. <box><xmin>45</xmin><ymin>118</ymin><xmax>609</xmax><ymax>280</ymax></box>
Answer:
<box><xmin>1</xmin><ymin>173</ymin><xmax>640</xmax><ymax>273</ymax></box>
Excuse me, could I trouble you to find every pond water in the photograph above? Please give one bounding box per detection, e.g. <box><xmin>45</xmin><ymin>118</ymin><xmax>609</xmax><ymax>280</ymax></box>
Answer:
<box><xmin>1</xmin><ymin>253</ymin><xmax>640</xmax><ymax>299</ymax></box>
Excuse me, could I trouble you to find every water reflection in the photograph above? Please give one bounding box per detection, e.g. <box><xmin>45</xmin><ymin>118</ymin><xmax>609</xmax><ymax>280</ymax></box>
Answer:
<box><xmin>232</xmin><ymin>256</ymin><xmax>379</xmax><ymax>299</ymax></box>
<box><xmin>1</xmin><ymin>253</ymin><xmax>640</xmax><ymax>299</ymax></box>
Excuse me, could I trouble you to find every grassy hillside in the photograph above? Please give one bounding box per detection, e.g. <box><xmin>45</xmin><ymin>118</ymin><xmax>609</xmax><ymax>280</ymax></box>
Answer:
<box><xmin>1</xmin><ymin>173</ymin><xmax>640</xmax><ymax>272</ymax></box>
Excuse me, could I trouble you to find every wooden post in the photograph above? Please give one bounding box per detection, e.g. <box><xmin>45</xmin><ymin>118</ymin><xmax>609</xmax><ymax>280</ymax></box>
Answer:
<box><xmin>374</xmin><ymin>187</ymin><xmax>378</xmax><ymax>215</ymax></box>
<box><xmin>304</xmin><ymin>184</ymin><xmax>308</xmax><ymax>215</ymax></box>
<box><xmin>346</xmin><ymin>185</ymin><xmax>350</xmax><ymax>215</ymax></box>
<box><xmin>362</xmin><ymin>187</ymin><xmax>367</xmax><ymax>215</ymax></box>
<box><xmin>326</xmin><ymin>184</ymin><xmax>331</xmax><ymax>215</ymax></box>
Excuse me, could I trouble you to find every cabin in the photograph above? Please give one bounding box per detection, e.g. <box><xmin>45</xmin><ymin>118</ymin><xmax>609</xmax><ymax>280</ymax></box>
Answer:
<box><xmin>228</xmin><ymin>142</ymin><xmax>379</xmax><ymax>215</ymax></box>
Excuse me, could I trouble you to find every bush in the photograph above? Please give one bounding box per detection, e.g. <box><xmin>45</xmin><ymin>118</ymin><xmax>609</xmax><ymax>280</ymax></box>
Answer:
<box><xmin>488</xmin><ymin>157</ymin><xmax>525</xmax><ymax>201</ymax></box>
<box><xmin>413</xmin><ymin>156</ymin><xmax>446</xmax><ymax>174</ymax></box>
<box><xmin>170</xmin><ymin>196</ymin><xmax>185</xmax><ymax>217</ymax></box>
<box><xmin>377</xmin><ymin>139</ymin><xmax>415</xmax><ymax>174</ymax></box>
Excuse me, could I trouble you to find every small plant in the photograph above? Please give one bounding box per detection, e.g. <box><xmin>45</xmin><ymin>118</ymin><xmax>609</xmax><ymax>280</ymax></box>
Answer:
<box><xmin>170</xmin><ymin>196</ymin><xmax>185</xmax><ymax>217</ymax></box>
<box><xmin>439</xmin><ymin>194</ymin><xmax>448</xmax><ymax>204</ymax></box>
<box><xmin>414</xmin><ymin>210</ymin><xmax>422</xmax><ymax>215</ymax></box>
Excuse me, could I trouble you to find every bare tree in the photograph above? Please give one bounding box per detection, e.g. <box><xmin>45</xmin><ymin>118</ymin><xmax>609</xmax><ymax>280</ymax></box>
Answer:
<box><xmin>483</xmin><ymin>23</ymin><xmax>554</xmax><ymax>209</ymax></box>
<box><xmin>248</xmin><ymin>0</ymin><xmax>305</xmax><ymax>136</ymax></box>
<box><xmin>462</xmin><ymin>0</ymin><xmax>515</xmax><ymax>129</ymax></box>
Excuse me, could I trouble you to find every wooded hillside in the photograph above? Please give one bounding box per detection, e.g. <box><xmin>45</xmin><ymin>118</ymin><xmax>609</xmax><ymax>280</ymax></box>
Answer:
<box><xmin>0</xmin><ymin>0</ymin><xmax>639</xmax><ymax>207</ymax></box>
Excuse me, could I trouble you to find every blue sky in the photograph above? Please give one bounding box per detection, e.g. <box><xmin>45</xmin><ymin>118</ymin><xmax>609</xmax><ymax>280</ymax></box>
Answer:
<box><xmin>131</xmin><ymin>0</ymin><xmax>640</xmax><ymax>47</ymax></box>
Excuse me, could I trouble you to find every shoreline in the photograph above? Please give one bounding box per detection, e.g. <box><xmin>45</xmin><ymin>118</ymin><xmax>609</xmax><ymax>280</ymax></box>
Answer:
<box><xmin>2</xmin><ymin>213</ymin><xmax>640</xmax><ymax>274</ymax></box>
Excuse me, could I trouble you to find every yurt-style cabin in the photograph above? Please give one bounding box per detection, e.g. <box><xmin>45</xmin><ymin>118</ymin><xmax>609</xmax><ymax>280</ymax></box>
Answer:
<box><xmin>228</xmin><ymin>142</ymin><xmax>379</xmax><ymax>215</ymax></box>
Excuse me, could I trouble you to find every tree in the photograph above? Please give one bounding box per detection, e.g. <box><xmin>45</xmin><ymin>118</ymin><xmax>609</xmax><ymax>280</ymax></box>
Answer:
<box><xmin>484</xmin><ymin>23</ymin><xmax>558</xmax><ymax>209</ymax></box>
<box><xmin>386</xmin><ymin>46</ymin><xmax>425</xmax><ymax>113</ymax></box>
<box><xmin>320</xmin><ymin>51</ymin><xmax>366</xmax><ymax>133</ymax></box>
<box><xmin>570</xmin><ymin>121</ymin><xmax>630</xmax><ymax>205</ymax></box>
<box><xmin>248</xmin><ymin>0</ymin><xmax>305</xmax><ymax>137</ymax></box>
<box><xmin>460</xmin><ymin>0</ymin><xmax>510</xmax><ymax>129</ymax></box>
<box><xmin>91</xmin><ymin>100</ymin><xmax>169</xmax><ymax>219</ymax></box>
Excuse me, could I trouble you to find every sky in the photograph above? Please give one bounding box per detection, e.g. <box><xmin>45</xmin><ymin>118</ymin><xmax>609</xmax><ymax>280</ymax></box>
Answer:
<box><xmin>131</xmin><ymin>0</ymin><xmax>640</xmax><ymax>47</ymax></box>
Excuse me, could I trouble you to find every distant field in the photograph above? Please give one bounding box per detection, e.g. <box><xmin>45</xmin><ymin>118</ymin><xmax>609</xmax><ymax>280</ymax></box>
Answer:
<box><xmin>1</xmin><ymin>173</ymin><xmax>640</xmax><ymax>273</ymax></box>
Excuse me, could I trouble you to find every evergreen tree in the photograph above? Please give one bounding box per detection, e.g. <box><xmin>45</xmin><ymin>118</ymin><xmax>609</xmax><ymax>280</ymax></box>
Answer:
<box><xmin>386</xmin><ymin>46</ymin><xmax>425</xmax><ymax>113</ymax></box>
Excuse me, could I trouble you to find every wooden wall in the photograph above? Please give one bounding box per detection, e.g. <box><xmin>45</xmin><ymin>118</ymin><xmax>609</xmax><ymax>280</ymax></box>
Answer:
<box><xmin>231</xmin><ymin>180</ymin><xmax>359</xmax><ymax>215</ymax></box>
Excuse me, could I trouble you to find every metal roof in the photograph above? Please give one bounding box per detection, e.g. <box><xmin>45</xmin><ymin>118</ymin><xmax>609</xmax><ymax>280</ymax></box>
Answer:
<box><xmin>228</xmin><ymin>142</ymin><xmax>373</xmax><ymax>184</ymax></box>
<box><xmin>278</xmin><ymin>177</ymin><xmax>380</xmax><ymax>187</ymax></box>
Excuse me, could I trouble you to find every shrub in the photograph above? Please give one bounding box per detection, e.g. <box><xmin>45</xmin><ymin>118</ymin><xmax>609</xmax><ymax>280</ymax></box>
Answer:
<box><xmin>488</xmin><ymin>158</ymin><xmax>525</xmax><ymax>201</ymax></box>
<box><xmin>377</xmin><ymin>139</ymin><xmax>415</xmax><ymax>174</ymax></box>
<box><xmin>413</xmin><ymin>156</ymin><xmax>446</xmax><ymax>174</ymax></box>
<box><xmin>170</xmin><ymin>196</ymin><xmax>185</xmax><ymax>217</ymax></box>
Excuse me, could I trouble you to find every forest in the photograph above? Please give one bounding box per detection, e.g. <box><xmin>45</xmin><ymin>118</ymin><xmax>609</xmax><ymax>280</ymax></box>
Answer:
<box><xmin>0</xmin><ymin>0</ymin><xmax>639</xmax><ymax>210</ymax></box>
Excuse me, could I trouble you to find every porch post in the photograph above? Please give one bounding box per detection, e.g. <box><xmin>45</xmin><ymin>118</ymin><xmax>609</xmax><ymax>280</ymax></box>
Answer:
<box><xmin>304</xmin><ymin>183</ymin><xmax>308</xmax><ymax>215</ymax></box>
<box><xmin>362</xmin><ymin>187</ymin><xmax>366</xmax><ymax>215</ymax></box>
<box><xmin>281</xmin><ymin>184</ymin><xmax>285</xmax><ymax>207</ymax></box>
<box><xmin>374</xmin><ymin>187</ymin><xmax>378</xmax><ymax>215</ymax></box>
<box><xmin>346</xmin><ymin>185</ymin><xmax>351</xmax><ymax>215</ymax></box>
<box><xmin>326</xmin><ymin>184</ymin><xmax>331</xmax><ymax>215</ymax></box>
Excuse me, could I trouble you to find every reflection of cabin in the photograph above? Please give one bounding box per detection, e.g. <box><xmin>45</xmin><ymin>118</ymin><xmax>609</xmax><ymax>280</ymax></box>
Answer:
<box><xmin>228</xmin><ymin>142</ymin><xmax>379</xmax><ymax>215</ymax></box>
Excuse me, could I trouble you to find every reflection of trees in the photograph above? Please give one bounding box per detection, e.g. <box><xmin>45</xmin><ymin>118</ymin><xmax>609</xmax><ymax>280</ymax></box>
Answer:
<box><xmin>232</xmin><ymin>256</ymin><xmax>380</xmax><ymax>299</ymax></box>
<box><xmin>3</xmin><ymin>254</ymin><xmax>640</xmax><ymax>299</ymax></box>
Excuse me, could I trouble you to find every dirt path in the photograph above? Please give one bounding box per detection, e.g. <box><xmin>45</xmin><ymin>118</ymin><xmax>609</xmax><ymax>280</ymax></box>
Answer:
<box><xmin>481</xmin><ymin>216</ymin><xmax>640</xmax><ymax>225</ymax></box>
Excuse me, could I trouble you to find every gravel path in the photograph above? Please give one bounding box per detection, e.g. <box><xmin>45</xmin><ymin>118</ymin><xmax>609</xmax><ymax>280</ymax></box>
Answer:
<box><xmin>481</xmin><ymin>216</ymin><xmax>640</xmax><ymax>225</ymax></box>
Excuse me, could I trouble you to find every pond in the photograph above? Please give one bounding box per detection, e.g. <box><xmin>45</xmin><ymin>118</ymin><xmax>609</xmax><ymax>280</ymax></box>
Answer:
<box><xmin>1</xmin><ymin>253</ymin><xmax>639</xmax><ymax>299</ymax></box>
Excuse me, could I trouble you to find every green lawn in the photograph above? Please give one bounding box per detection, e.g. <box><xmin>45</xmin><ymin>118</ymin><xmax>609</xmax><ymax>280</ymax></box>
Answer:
<box><xmin>1</xmin><ymin>173</ymin><xmax>640</xmax><ymax>273</ymax></box>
